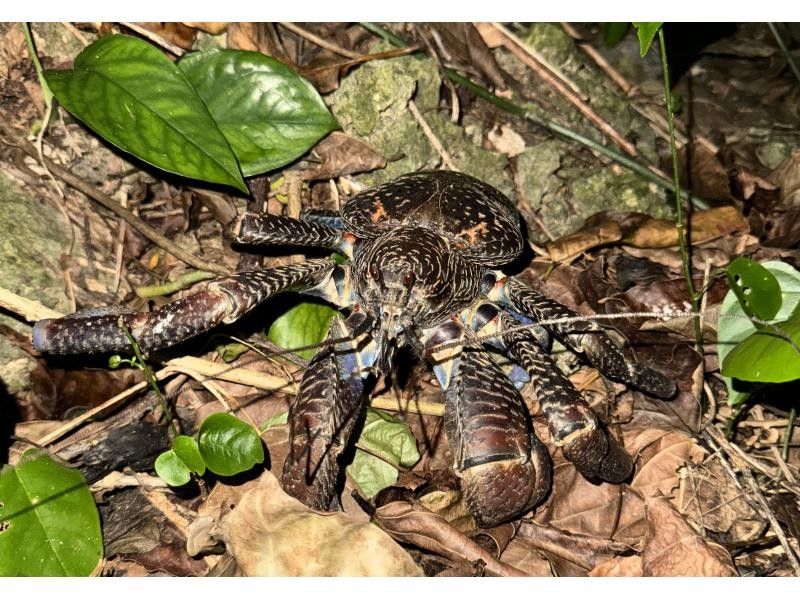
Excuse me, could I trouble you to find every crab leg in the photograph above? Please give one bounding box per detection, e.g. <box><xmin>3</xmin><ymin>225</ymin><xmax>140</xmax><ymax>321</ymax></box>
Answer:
<box><xmin>442</xmin><ymin>344</ymin><xmax>551</xmax><ymax>528</ymax></box>
<box><xmin>281</xmin><ymin>310</ymin><xmax>374</xmax><ymax>510</ymax></box>
<box><xmin>494</xmin><ymin>277</ymin><xmax>676</xmax><ymax>399</ymax></box>
<box><xmin>497</xmin><ymin>312</ymin><xmax>634</xmax><ymax>482</ymax></box>
<box><xmin>226</xmin><ymin>212</ymin><xmax>344</xmax><ymax>250</ymax></box>
<box><xmin>32</xmin><ymin>259</ymin><xmax>336</xmax><ymax>355</ymax></box>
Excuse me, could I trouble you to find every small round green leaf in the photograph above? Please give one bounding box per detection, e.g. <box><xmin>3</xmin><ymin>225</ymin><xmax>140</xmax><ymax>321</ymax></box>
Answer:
<box><xmin>155</xmin><ymin>450</ymin><xmax>192</xmax><ymax>486</ymax></box>
<box><xmin>721</xmin><ymin>319</ymin><xmax>800</xmax><ymax>383</ymax></box>
<box><xmin>727</xmin><ymin>257</ymin><xmax>782</xmax><ymax>321</ymax></box>
<box><xmin>0</xmin><ymin>451</ymin><xmax>102</xmax><ymax>576</ymax></box>
<box><xmin>44</xmin><ymin>35</ymin><xmax>247</xmax><ymax>192</ymax></box>
<box><xmin>198</xmin><ymin>412</ymin><xmax>265</xmax><ymax>477</ymax></box>
<box><xmin>268</xmin><ymin>302</ymin><xmax>339</xmax><ymax>360</ymax></box>
<box><xmin>178</xmin><ymin>49</ymin><xmax>339</xmax><ymax>176</ymax></box>
<box><xmin>172</xmin><ymin>435</ymin><xmax>206</xmax><ymax>475</ymax></box>
<box><xmin>346</xmin><ymin>409</ymin><xmax>420</xmax><ymax>498</ymax></box>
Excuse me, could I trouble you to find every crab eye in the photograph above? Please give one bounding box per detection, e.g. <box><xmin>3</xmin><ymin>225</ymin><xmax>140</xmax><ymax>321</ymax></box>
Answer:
<box><xmin>369</xmin><ymin>264</ymin><xmax>381</xmax><ymax>281</ymax></box>
<box><xmin>403</xmin><ymin>271</ymin><xmax>416</xmax><ymax>287</ymax></box>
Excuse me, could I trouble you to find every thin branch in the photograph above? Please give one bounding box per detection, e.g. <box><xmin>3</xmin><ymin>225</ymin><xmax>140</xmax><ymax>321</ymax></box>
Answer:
<box><xmin>279</xmin><ymin>22</ymin><xmax>360</xmax><ymax>59</ymax></box>
<box><xmin>119</xmin><ymin>22</ymin><xmax>186</xmax><ymax>57</ymax></box>
<box><xmin>407</xmin><ymin>99</ymin><xmax>459</xmax><ymax>171</ymax></box>
<box><xmin>0</xmin><ymin>121</ymin><xmax>232</xmax><ymax>276</ymax></box>
<box><xmin>768</xmin><ymin>23</ymin><xmax>800</xmax><ymax>86</ymax></box>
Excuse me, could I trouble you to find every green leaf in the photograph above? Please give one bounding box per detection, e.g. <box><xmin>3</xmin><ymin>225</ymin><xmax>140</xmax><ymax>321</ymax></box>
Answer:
<box><xmin>155</xmin><ymin>450</ymin><xmax>192</xmax><ymax>486</ymax></box>
<box><xmin>216</xmin><ymin>341</ymin><xmax>249</xmax><ymax>363</ymax></box>
<box><xmin>259</xmin><ymin>411</ymin><xmax>289</xmax><ymax>433</ymax></box>
<box><xmin>0</xmin><ymin>451</ymin><xmax>102</xmax><ymax>576</ymax></box>
<box><xmin>44</xmin><ymin>35</ymin><xmax>247</xmax><ymax>192</ymax></box>
<box><xmin>603</xmin><ymin>23</ymin><xmax>630</xmax><ymax>47</ymax></box>
<box><xmin>632</xmin><ymin>22</ymin><xmax>663</xmax><ymax>56</ymax></box>
<box><xmin>726</xmin><ymin>257</ymin><xmax>782</xmax><ymax>321</ymax></box>
<box><xmin>346</xmin><ymin>408</ymin><xmax>420</xmax><ymax>498</ymax></box>
<box><xmin>178</xmin><ymin>49</ymin><xmax>339</xmax><ymax>176</ymax></box>
<box><xmin>172</xmin><ymin>435</ymin><xmax>206</xmax><ymax>475</ymax></box>
<box><xmin>721</xmin><ymin>319</ymin><xmax>800</xmax><ymax>383</ymax></box>
<box><xmin>718</xmin><ymin>260</ymin><xmax>800</xmax><ymax>405</ymax></box>
<box><xmin>198</xmin><ymin>412</ymin><xmax>265</xmax><ymax>477</ymax></box>
<box><xmin>268</xmin><ymin>302</ymin><xmax>339</xmax><ymax>360</ymax></box>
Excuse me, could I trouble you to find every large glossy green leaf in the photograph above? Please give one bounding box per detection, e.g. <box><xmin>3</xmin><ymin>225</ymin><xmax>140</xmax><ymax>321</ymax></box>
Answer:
<box><xmin>178</xmin><ymin>49</ymin><xmax>339</xmax><ymax>176</ymax></box>
<box><xmin>346</xmin><ymin>408</ymin><xmax>420</xmax><ymax>498</ymax></box>
<box><xmin>198</xmin><ymin>413</ymin><xmax>264</xmax><ymax>477</ymax></box>
<box><xmin>268</xmin><ymin>302</ymin><xmax>339</xmax><ymax>360</ymax></box>
<box><xmin>721</xmin><ymin>319</ymin><xmax>800</xmax><ymax>383</ymax></box>
<box><xmin>0</xmin><ymin>451</ymin><xmax>102</xmax><ymax>576</ymax></box>
<box><xmin>718</xmin><ymin>260</ymin><xmax>800</xmax><ymax>405</ymax></box>
<box><xmin>44</xmin><ymin>35</ymin><xmax>247</xmax><ymax>192</ymax></box>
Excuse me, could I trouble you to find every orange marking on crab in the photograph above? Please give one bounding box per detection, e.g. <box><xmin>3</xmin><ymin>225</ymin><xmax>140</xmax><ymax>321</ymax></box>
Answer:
<box><xmin>370</xmin><ymin>199</ymin><xmax>388</xmax><ymax>223</ymax></box>
<box><xmin>459</xmin><ymin>222</ymin><xmax>489</xmax><ymax>245</ymax></box>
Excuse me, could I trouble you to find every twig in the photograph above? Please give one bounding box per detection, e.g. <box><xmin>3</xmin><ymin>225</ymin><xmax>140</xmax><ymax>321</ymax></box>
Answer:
<box><xmin>741</xmin><ymin>466</ymin><xmax>800</xmax><ymax>575</ymax></box>
<box><xmin>60</xmin><ymin>22</ymin><xmax>89</xmax><ymax>46</ymax></box>
<box><xmin>279</xmin><ymin>22</ymin><xmax>360</xmax><ymax>59</ymax></box>
<box><xmin>370</xmin><ymin>396</ymin><xmax>445</xmax><ymax>417</ymax></box>
<box><xmin>0</xmin><ymin>121</ymin><xmax>231</xmax><ymax>276</ymax></box>
<box><xmin>0</xmin><ymin>287</ymin><xmax>63</xmax><ymax>321</ymax></box>
<box><xmin>407</xmin><ymin>99</ymin><xmax>458</xmax><ymax>171</ymax></box>
<box><xmin>302</xmin><ymin>46</ymin><xmax>420</xmax><ymax>75</ymax></box>
<box><xmin>784</xmin><ymin>407</ymin><xmax>797</xmax><ymax>463</ymax></box>
<box><xmin>119</xmin><ymin>22</ymin><xmax>186</xmax><ymax>57</ymax></box>
<box><xmin>492</xmin><ymin>23</ymin><xmax>639</xmax><ymax>159</ymax></box>
<box><xmin>768</xmin><ymin>23</ymin><xmax>800</xmax><ymax>86</ymax></box>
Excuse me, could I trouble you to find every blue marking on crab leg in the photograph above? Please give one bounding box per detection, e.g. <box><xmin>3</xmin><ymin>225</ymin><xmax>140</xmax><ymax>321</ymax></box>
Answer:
<box><xmin>301</xmin><ymin>209</ymin><xmax>345</xmax><ymax>230</ymax></box>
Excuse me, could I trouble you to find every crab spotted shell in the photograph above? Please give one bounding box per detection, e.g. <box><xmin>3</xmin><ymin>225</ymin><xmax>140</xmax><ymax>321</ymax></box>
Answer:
<box><xmin>341</xmin><ymin>171</ymin><xmax>524</xmax><ymax>266</ymax></box>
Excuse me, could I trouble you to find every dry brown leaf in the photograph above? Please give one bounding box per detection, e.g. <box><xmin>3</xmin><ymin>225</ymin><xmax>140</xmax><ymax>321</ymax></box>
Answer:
<box><xmin>518</xmin><ymin>522</ymin><xmax>630</xmax><ymax>572</ymax></box>
<box><xmin>675</xmin><ymin>459</ymin><xmax>765</xmax><ymax>541</ymax></box>
<box><xmin>193</xmin><ymin>471</ymin><xmax>422</xmax><ymax>576</ymax></box>
<box><xmin>769</xmin><ymin>148</ymin><xmax>800</xmax><ymax>203</ymax></box>
<box><xmin>625</xmin><ymin>427</ymin><xmax>707</xmax><ymax>499</ymax></box>
<box><xmin>135</xmin><ymin>23</ymin><xmax>196</xmax><ymax>50</ymax></box>
<box><xmin>373</xmin><ymin>498</ymin><xmax>527</xmax><ymax>576</ymax></box>
<box><xmin>588</xmin><ymin>555</ymin><xmax>643</xmax><ymax>576</ymax></box>
<box><xmin>642</xmin><ymin>497</ymin><xmax>737</xmax><ymax>576</ymax></box>
<box><xmin>499</xmin><ymin>537</ymin><xmax>554</xmax><ymax>576</ymax></box>
<box><xmin>546</xmin><ymin>222</ymin><xmax>622</xmax><ymax>262</ymax></box>
<box><xmin>624</xmin><ymin>206</ymin><xmax>749</xmax><ymax>249</ymax></box>
<box><xmin>678</xmin><ymin>142</ymin><xmax>734</xmax><ymax>202</ymax></box>
<box><xmin>182</xmin><ymin>22</ymin><xmax>228</xmax><ymax>35</ymax></box>
<box><xmin>534</xmin><ymin>462</ymin><xmax>623</xmax><ymax>539</ymax></box>
<box><xmin>293</xmin><ymin>131</ymin><xmax>387</xmax><ymax>181</ymax></box>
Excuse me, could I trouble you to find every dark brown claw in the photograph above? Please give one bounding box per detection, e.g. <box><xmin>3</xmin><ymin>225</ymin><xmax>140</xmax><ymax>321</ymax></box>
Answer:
<box><xmin>445</xmin><ymin>347</ymin><xmax>551</xmax><ymax>527</ymax></box>
<box><xmin>281</xmin><ymin>315</ymin><xmax>367</xmax><ymax>510</ymax></box>
<box><xmin>502</xmin><ymin>277</ymin><xmax>676</xmax><ymax>399</ymax></box>
<box><xmin>501</xmin><ymin>314</ymin><xmax>633</xmax><ymax>483</ymax></box>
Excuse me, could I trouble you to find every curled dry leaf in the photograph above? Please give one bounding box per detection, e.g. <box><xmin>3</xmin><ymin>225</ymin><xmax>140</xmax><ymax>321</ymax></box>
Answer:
<box><xmin>293</xmin><ymin>131</ymin><xmax>387</xmax><ymax>181</ymax></box>
<box><xmin>372</xmin><ymin>498</ymin><xmax>527</xmax><ymax>577</ymax></box>
<box><xmin>677</xmin><ymin>142</ymin><xmax>734</xmax><ymax>202</ymax></box>
<box><xmin>642</xmin><ymin>497</ymin><xmax>737</xmax><ymax>576</ymax></box>
<box><xmin>625</xmin><ymin>427</ymin><xmax>707</xmax><ymax>499</ymax></box>
<box><xmin>190</xmin><ymin>470</ymin><xmax>422</xmax><ymax>576</ymax></box>
<box><xmin>182</xmin><ymin>23</ymin><xmax>228</xmax><ymax>35</ymax></box>
<box><xmin>588</xmin><ymin>555</ymin><xmax>643</xmax><ymax>577</ymax></box>
<box><xmin>623</xmin><ymin>206</ymin><xmax>749</xmax><ymax>249</ymax></box>
<box><xmin>517</xmin><ymin>522</ymin><xmax>630</xmax><ymax>572</ymax></box>
<box><xmin>499</xmin><ymin>537</ymin><xmax>554</xmax><ymax>576</ymax></box>
<box><xmin>487</xmin><ymin>124</ymin><xmax>526</xmax><ymax>158</ymax></box>
<box><xmin>546</xmin><ymin>221</ymin><xmax>622</xmax><ymax>262</ymax></box>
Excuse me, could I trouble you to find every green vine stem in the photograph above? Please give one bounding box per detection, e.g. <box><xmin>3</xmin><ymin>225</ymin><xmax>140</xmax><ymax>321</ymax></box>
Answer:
<box><xmin>767</xmin><ymin>23</ymin><xmax>800</xmax><ymax>86</ymax></box>
<box><xmin>359</xmin><ymin>22</ymin><xmax>710</xmax><ymax>210</ymax></box>
<box><xmin>118</xmin><ymin>318</ymin><xmax>179</xmax><ymax>437</ymax></box>
<box><xmin>784</xmin><ymin>406</ymin><xmax>796</xmax><ymax>462</ymax></box>
<box><xmin>136</xmin><ymin>270</ymin><xmax>215</xmax><ymax>298</ymax></box>
<box><xmin>658</xmin><ymin>28</ymin><xmax>705</xmax><ymax>365</ymax></box>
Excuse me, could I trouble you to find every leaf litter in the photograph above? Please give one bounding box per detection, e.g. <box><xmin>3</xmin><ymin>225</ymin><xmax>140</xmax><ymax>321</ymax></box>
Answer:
<box><xmin>1</xmin><ymin>21</ymin><xmax>800</xmax><ymax>577</ymax></box>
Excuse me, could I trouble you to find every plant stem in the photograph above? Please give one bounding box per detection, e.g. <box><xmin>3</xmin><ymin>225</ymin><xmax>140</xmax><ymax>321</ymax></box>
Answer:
<box><xmin>358</xmin><ymin>22</ymin><xmax>710</xmax><ymax>210</ymax></box>
<box><xmin>118</xmin><ymin>318</ymin><xmax>179</xmax><ymax>437</ymax></box>
<box><xmin>783</xmin><ymin>406</ymin><xmax>796</xmax><ymax>462</ymax></box>
<box><xmin>136</xmin><ymin>270</ymin><xmax>215</xmax><ymax>298</ymax></box>
<box><xmin>21</xmin><ymin>23</ymin><xmax>53</xmax><ymax>104</ymax></box>
<box><xmin>658</xmin><ymin>29</ymin><xmax>705</xmax><ymax>364</ymax></box>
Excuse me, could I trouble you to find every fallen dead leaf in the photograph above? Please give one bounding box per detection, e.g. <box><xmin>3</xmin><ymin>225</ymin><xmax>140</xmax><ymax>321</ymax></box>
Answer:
<box><xmin>191</xmin><ymin>470</ymin><xmax>422</xmax><ymax>576</ymax></box>
<box><xmin>677</xmin><ymin>142</ymin><xmax>734</xmax><ymax>202</ymax></box>
<box><xmin>182</xmin><ymin>22</ymin><xmax>228</xmax><ymax>35</ymax></box>
<box><xmin>373</xmin><ymin>497</ymin><xmax>527</xmax><ymax>576</ymax></box>
<box><xmin>499</xmin><ymin>537</ymin><xmax>554</xmax><ymax>576</ymax></box>
<box><xmin>546</xmin><ymin>221</ymin><xmax>622</xmax><ymax>262</ymax></box>
<box><xmin>293</xmin><ymin>131</ymin><xmax>387</xmax><ymax>181</ymax></box>
<box><xmin>641</xmin><ymin>497</ymin><xmax>737</xmax><ymax>576</ymax></box>
<box><xmin>135</xmin><ymin>23</ymin><xmax>196</xmax><ymax>50</ymax></box>
<box><xmin>588</xmin><ymin>555</ymin><xmax>643</xmax><ymax>576</ymax></box>
<box><xmin>623</xmin><ymin>206</ymin><xmax>749</xmax><ymax>249</ymax></box>
<box><xmin>487</xmin><ymin>124</ymin><xmax>526</xmax><ymax>158</ymax></box>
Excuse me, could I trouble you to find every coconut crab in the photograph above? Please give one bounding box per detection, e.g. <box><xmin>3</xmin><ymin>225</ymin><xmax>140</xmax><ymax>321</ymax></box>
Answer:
<box><xmin>33</xmin><ymin>170</ymin><xmax>675</xmax><ymax>527</ymax></box>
